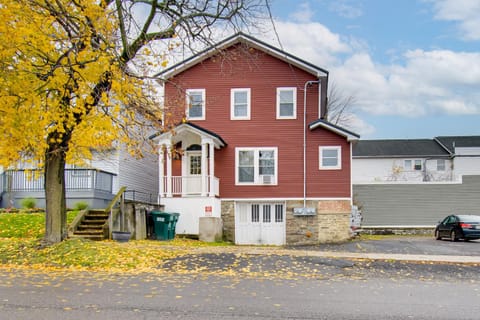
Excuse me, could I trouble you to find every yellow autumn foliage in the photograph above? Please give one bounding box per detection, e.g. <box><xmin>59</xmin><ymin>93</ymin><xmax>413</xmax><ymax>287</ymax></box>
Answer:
<box><xmin>0</xmin><ymin>0</ymin><xmax>158</xmax><ymax>169</ymax></box>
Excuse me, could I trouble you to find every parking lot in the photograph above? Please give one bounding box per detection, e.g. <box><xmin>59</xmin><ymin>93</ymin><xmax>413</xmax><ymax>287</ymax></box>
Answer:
<box><xmin>291</xmin><ymin>236</ymin><xmax>480</xmax><ymax>256</ymax></box>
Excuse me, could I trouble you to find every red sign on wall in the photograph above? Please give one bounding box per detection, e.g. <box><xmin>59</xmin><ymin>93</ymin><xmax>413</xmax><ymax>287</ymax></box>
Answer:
<box><xmin>205</xmin><ymin>206</ymin><xmax>212</xmax><ymax>216</ymax></box>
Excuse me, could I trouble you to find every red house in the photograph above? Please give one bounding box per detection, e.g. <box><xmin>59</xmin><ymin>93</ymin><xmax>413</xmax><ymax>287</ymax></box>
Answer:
<box><xmin>154</xmin><ymin>33</ymin><xmax>359</xmax><ymax>245</ymax></box>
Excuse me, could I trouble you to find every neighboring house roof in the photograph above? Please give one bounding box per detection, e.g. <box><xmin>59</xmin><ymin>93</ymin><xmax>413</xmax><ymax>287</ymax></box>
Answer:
<box><xmin>309</xmin><ymin>119</ymin><xmax>360</xmax><ymax>141</ymax></box>
<box><xmin>150</xmin><ymin>122</ymin><xmax>226</xmax><ymax>149</ymax></box>
<box><xmin>434</xmin><ymin>136</ymin><xmax>480</xmax><ymax>154</ymax></box>
<box><xmin>155</xmin><ymin>32</ymin><xmax>329</xmax><ymax>80</ymax></box>
<box><xmin>353</xmin><ymin>139</ymin><xmax>451</xmax><ymax>158</ymax></box>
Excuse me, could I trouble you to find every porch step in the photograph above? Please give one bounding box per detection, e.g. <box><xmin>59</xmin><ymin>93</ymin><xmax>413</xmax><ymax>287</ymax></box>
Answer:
<box><xmin>71</xmin><ymin>209</ymin><xmax>109</xmax><ymax>241</ymax></box>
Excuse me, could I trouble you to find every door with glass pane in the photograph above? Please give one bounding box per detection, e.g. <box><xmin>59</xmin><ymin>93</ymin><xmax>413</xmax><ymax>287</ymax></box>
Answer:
<box><xmin>186</xmin><ymin>151</ymin><xmax>202</xmax><ymax>194</ymax></box>
<box><xmin>235</xmin><ymin>202</ymin><xmax>285</xmax><ymax>245</ymax></box>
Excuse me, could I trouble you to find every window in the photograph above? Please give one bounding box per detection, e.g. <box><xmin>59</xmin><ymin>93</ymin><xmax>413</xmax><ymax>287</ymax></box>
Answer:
<box><xmin>319</xmin><ymin>146</ymin><xmax>341</xmax><ymax>170</ymax></box>
<box><xmin>414</xmin><ymin>160</ymin><xmax>422</xmax><ymax>171</ymax></box>
<box><xmin>437</xmin><ymin>159</ymin><xmax>446</xmax><ymax>171</ymax></box>
<box><xmin>186</xmin><ymin>89</ymin><xmax>205</xmax><ymax>120</ymax></box>
<box><xmin>276</xmin><ymin>87</ymin><xmax>297</xmax><ymax>119</ymax></box>
<box><xmin>189</xmin><ymin>155</ymin><xmax>201</xmax><ymax>175</ymax></box>
<box><xmin>236</xmin><ymin>147</ymin><xmax>278</xmax><ymax>185</ymax></box>
<box><xmin>404</xmin><ymin>159</ymin><xmax>422</xmax><ymax>171</ymax></box>
<box><xmin>231</xmin><ymin>88</ymin><xmax>251</xmax><ymax>120</ymax></box>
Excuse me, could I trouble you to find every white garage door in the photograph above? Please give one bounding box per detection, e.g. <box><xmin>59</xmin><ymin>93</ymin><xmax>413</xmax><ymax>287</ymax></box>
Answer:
<box><xmin>235</xmin><ymin>202</ymin><xmax>285</xmax><ymax>245</ymax></box>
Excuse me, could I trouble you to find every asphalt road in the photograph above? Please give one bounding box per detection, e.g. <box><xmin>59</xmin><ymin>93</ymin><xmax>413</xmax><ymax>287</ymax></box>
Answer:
<box><xmin>290</xmin><ymin>236</ymin><xmax>480</xmax><ymax>256</ymax></box>
<box><xmin>1</xmin><ymin>245</ymin><xmax>480</xmax><ymax>320</ymax></box>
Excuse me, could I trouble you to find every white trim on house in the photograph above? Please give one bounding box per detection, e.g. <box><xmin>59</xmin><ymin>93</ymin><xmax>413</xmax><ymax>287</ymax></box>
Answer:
<box><xmin>319</xmin><ymin>146</ymin><xmax>342</xmax><ymax>170</ymax></box>
<box><xmin>235</xmin><ymin>147</ymin><xmax>278</xmax><ymax>186</ymax></box>
<box><xmin>276</xmin><ymin>87</ymin><xmax>297</xmax><ymax>119</ymax></box>
<box><xmin>156</xmin><ymin>33</ymin><xmax>329</xmax><ymax>81</ymax></box>
<box><xmin>186</xmin><ymin>89</ymin><xmax>206</xmax><ymax>121</ymax></box>
<box><xmin>230</xmin><ymin>88</ymin><xmax>251</xmax><ymax>120</ymax></box>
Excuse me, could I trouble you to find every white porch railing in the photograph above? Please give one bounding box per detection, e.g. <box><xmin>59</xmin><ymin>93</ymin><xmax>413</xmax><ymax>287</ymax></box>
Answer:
<box><xmin>161</xmin><ymin>176</ymin><xmax>219</xmax><ymax>197</ymax></box>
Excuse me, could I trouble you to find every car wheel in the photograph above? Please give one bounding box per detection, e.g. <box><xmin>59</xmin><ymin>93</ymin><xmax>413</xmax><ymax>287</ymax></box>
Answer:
<box><xmin>434</xmin><ymin>229</ymin><xmax>441</xmax><ymax>240</ymax></box>
<box><xmin>450</xmin><ymin>230</ymin><xmax>458</xmax><ymax>242</ymax></box>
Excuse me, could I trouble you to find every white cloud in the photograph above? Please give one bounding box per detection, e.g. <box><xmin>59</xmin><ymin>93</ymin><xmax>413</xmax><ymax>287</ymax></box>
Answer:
<box><xmin>254</xmin><ymin>14</ymin><xmax>478</xmax><ymax>136</ymax></box>
<box><xmin>263</xmin><ymin>20</ymin><xmax>351</xmax><ymax>67</ymax></box>
<box><xmin>329</xmin><ymin>1</ymin><xmax>363</xmax><ymax>19</ymax></box>
<box><xmin>290</xmin><ymin>2</ymin><xmax>315</xmax><ymax>22</ymax></box>
<box><xmin>428</xmin><ymin>0</ymin><xmax>480</xmax><ymax>40</ymax></box>
<box><xmin>330</xmin><ymin>48</ymin><xmax>480</xmax><ymax>117</ymax></box>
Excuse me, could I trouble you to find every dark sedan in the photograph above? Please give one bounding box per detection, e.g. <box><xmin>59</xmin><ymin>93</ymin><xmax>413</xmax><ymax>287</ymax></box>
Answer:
<box><xmin>435</xmin><ymin>215</ymin><xmax>480</xmax><ymax>241</ymax></box>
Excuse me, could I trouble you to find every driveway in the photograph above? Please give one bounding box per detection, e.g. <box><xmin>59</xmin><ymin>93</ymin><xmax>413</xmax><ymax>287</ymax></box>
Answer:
<box><xmin>290</xmin><ymin>236</ymin><xmax>480</xmax><ymax>256</ymax></box>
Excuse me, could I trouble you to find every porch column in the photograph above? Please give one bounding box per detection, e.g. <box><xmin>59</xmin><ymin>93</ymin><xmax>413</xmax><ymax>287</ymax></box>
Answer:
<box><xmin>158</xmin><ymin>144</ymin><xmax>165</xmax><ymax>199</ymax></box>
<box><xmin>166</xmin><ymin>145</ymin><xmax>173</xmax><ymax>197</ymax></box>
<box><xmin>201</xmin><ymin>139</ymin><xmax>208</xmax><ymax>197</ymax></box>
<box><xmin>209</xmin><ymin>142</ymin><xmax>215</xmax><ymax>197</ymax></box>
<box><xmin>159</xmin><ymin>139</ymin><xmax>172</xmax><ymax>198</ymax></box>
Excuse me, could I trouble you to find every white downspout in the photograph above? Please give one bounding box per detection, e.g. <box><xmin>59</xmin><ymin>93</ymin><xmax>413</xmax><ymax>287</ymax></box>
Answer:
<box><xmin>303</xmin><ymin>80</ymin><xmax>320</xmax><ymax>211</ymax></box>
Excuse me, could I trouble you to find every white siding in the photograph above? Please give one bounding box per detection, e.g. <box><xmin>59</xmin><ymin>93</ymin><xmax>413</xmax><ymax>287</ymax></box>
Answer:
<box><xmin>352</xmin><ymin>158</ymin><xmax>454</xmax><ymax>183</ymax></box>
<box><xmin>454</xmin><ymin>157</ymin><xmax>480</xmax><ymax>176</ymax></box>
<box><xmin>117</xmin><ymin>147</ymin><xmax>158</xmax><ymax>196</ymax></box>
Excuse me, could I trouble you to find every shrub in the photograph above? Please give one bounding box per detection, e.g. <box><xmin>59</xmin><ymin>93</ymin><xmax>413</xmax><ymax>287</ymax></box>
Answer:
<box><xmin>20</xmin><ymin>197</ymin><xmax>37</xmax><ymax>209</ymax></box>
<box><xmin>73</xmin><ymin>201</ymin><xmax>89</xmax><ymax>211</ymax></box>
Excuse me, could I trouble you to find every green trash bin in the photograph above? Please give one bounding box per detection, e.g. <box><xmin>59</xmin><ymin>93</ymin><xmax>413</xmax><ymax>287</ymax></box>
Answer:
<box><xmin>151</xmin><ymin>211</ymin><xmax>173</xmax><ymax>240</ymax></box>
<box><xmin>169</xmin><ymin>213</ymin><xmax>180</xmax><ymax>239</ymax></box>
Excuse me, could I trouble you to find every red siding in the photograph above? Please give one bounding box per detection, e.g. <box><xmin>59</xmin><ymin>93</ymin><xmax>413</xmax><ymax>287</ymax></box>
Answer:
<box><xmin>164</xmin><ymin>44</ymin><xmax>351</xmax><ymax>199</ymax></box>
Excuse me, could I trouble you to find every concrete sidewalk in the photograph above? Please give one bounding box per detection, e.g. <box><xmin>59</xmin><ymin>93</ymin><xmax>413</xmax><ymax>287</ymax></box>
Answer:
<box><xmin>193</xmin><ymin>245</ymin><xmax>480</xmax><ymax>264</ymax></box>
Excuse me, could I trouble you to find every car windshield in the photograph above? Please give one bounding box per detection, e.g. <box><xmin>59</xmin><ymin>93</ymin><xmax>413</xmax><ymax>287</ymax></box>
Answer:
<box><xmin>457</xmin><ymin>215</ymin><xmax>480</xmax><ymax>223</ymax></box>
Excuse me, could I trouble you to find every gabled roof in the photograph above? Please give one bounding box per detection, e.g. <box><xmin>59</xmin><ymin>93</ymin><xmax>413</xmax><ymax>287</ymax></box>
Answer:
<box><xmin>150</xmin><ymin>122</ymin><xmax>226</xmax><ymax>149</ymax></box>
<box><xmin>434</xmin><ymin>136</ymin><xmax>480</xmax><ymax>153</ymax></box>
<box><xmin>308</xmin><ymin>119</ymin><xmax>360</xmax><ymax>141</ymax></box>
<box><xmin>155</xmin><ymin>32</ymin><xmax>329</xmax><ymax>80</ymax></box>
<box><xmin>353</xmin><ymin>139</ymin><xmax>451</xmax><ymax>158</ymax></box>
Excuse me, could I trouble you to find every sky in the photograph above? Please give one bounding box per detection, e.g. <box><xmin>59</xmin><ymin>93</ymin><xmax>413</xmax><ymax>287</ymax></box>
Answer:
<box><xmin>259</xmin><ymin>0</ymin><xmax>480</xmax><ymax>139</ymax></box>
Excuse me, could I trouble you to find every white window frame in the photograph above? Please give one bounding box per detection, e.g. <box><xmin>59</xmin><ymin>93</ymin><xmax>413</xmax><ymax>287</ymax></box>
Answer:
<box><xmin>437</xmin><ymin>159</ymin><xmax>446</xmax><ymax>171</ymax></box>
<box><xmin>186</xmin><ymin>89</ymin><xmax>206</xmax><ymax>120</ymax></box>
<box><xmin>319</xmin><ymin>146</ymin><xmax>342</xmax><ymax>170</ymax></box>
<box><xmin>404</xmin><ymin>159</ymin><xmax>423</xmax><ymax>171</ymax></box>
<box><xmin>276</xmin><ymin>87</ymin><xmax>297</xmax><ymax>119</ymax></box>
<box><xmin>230</xmin><ymin>88</ymin><xmax>251</xmax><ymax>120</ymax></box>
<box><xmin>235</xmin><ymin>147</ymin><xmax>278</xmax><ymax>185</ymax></box>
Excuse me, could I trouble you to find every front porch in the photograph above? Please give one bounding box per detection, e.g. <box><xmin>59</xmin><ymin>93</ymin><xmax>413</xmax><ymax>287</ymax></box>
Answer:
<box><xmin>154</xmin><ymin>123</ymin><xmax>226</xmax><ymax>235</ymax></box>
<box><xmin>156</xmin><ymin>123</ymin><xmax>226</xmax><ymax>199</ymax></box>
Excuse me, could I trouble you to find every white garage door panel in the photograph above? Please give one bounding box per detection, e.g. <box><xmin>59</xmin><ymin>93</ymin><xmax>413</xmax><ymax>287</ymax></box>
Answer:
<box><xmin>235</xmin><ymin>202</ymin><xmax>285</xmax><ymax>245</ymax></box>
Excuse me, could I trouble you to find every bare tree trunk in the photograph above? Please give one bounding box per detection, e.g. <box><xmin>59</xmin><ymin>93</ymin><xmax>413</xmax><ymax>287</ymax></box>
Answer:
<box><xmin>44</xmin><ymin>150</ymin><xmax>67</xmax><ymax>244</ymax></box>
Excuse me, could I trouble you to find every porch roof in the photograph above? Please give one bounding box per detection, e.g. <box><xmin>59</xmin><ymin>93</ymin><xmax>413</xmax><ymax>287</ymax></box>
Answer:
<box><xmin>151</xmin><ymin>122</ymin><xmax>227</xmax><ymax>149</ymax></box>
<box><xmin>309</xmin><ymin>119</ymin><xmax>360</xmax><ymax>141</ymax></box>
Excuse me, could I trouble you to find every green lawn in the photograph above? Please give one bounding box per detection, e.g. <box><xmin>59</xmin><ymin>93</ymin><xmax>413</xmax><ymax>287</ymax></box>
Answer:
<box><xmin>0</xmin><ymin>211</ymin><xmax>227</xmax><ymax>271</ymax></box>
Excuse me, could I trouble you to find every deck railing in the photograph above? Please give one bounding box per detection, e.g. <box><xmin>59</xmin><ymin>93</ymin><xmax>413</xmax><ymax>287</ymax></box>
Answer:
<box><xmin>161</xmin><ymin>176</ymin><xmax>219</xmax><ymax>197</ymax></box>
<box><xmin>0</xmin><ymin>169</ymin><xmax>116</xmax><ymax>193</ymax></box>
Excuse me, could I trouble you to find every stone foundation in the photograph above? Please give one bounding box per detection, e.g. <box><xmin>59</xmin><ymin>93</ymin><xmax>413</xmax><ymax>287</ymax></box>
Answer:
<box><xmin>286</xmin><ymin>199</ymin><xmax>351</xmax><ymax>245</ymax></box>
<box><xmin>221</xmin><ymin>201</ymin><xmax>235</xmax><ymax>243</ymax></box>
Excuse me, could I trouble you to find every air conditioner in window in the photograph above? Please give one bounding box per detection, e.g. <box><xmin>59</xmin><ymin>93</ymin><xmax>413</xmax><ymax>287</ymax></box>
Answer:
<box><xmin>261</xmin><ymin>175</ymin><xmax>274</xmax><ymax>184</ymax></box>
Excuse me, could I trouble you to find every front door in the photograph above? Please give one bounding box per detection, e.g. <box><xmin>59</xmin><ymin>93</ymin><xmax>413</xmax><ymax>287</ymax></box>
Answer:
<box><xmin>235</xmin><ymin>202</ymin><xmax>286</xmax><ymax>245</ymax></box>
<box><xmin>186</xmin><ymin>151</ymin><xmax>202</xmax><ymax>195</ymax></box>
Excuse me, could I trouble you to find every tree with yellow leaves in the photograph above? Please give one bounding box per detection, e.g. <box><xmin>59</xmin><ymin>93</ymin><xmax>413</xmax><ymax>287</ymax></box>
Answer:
<box><xmin>0</xmin><ymin>0</ymin><xmax>269</xmax><ymax>244</ymax></box>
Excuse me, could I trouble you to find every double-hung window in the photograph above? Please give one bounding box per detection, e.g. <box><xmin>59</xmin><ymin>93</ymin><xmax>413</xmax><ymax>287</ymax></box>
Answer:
<box><xmin>186</xmin><ymin>89</ymin><xmax>205</xmax><ymax>120</ymax></box>
<box><xmin>276</xmin><ymin>87</ymin><xmax>297</xmax><ymax>119</ymax></box>
<box><xmin>236</xmin><ymin>147</ymin><xmax>278</xmax><ymax>185</ymax></box>
<box><xmin>231</xmin><ymin>88</ymin><xmax>251</xmax><ymax>120</ymax></box>
<box><xmin>437</xmin><ymin>159</ymin><xmax>446</xmax><ymax>171</ymax></box>
<box><xmin>319</xmin><ymin>146</ymin><xmax>342</xmax><ymax>170</ymax></box>
<box><xmin>404</xmin><ymin>159</ymin><xmax>422</xmax><ymax>171</ymax></box>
